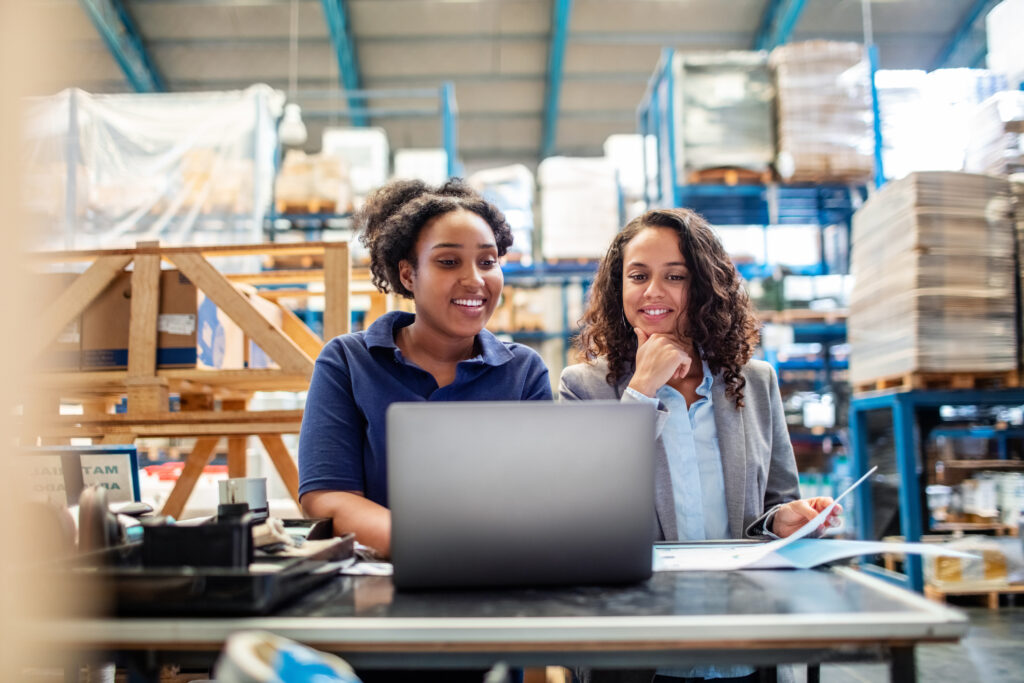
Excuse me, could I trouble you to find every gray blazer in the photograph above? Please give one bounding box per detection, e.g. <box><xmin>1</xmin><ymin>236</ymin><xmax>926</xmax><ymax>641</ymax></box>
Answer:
<box><xmin>559</xmin><ymin>357</ymin><xmax>800</xmax><ymax>541</ymax></box>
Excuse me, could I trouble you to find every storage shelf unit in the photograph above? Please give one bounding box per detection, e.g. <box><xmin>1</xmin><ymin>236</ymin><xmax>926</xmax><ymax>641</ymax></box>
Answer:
<box><xmin>849</xmin><ymin>387</ymin><xmax>1024</xmax><ymax>592</ymax></box>
<box><xmin>636</xmin><ymin>47</ymin><xmax>870</xmax><ymax>277</ymax></box>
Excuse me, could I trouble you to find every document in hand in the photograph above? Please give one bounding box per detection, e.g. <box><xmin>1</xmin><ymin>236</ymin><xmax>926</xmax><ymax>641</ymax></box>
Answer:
<box><xmin>653</xmin><ymin>466</ymin><xmax>976</xmax><ymax>572</ymax></box>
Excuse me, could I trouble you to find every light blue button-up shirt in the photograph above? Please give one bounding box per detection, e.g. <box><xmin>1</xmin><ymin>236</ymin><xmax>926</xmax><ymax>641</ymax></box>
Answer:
<box><xmin>627</xmin><ymin>359</ymin><xmax>756</xmax><ymax>680</ymax></box>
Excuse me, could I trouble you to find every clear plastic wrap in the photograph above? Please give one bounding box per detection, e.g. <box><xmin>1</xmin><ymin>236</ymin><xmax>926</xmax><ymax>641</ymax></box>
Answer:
<box><xmin>849</xmin><ymin>172</ymin><xmax>1016</xmax><ymax>383</ymax></box>
<box><xmin>468</xmin><ymin>164</ymin><xmax>536</xmax><ymax>260</ymax></box>
<box><xmin>770</xmin><ymin>41</ymin><xmax>874</xmax><ymax>183</ymax></box>
<box><xmin>537</xmin><ymin>157</ymin><xmax>620</xmax><ymax>260</ymax></box>
<box><xmin>965</xmin><ymin>91</ymin><xmax>1024</xmax><ymax>176</ymax></box>
<box><xmin>672</xmin><ymin>51</ymin><xmax>774</xmax><ymax>176</ymax></box>
<box><xmin>23</xmin><ymin>86</ymin><xmax>284</xmax><ymax>253</ymax></box>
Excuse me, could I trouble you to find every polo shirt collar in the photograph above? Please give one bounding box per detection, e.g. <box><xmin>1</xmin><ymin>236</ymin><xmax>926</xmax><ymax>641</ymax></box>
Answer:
<box><xmin>364</xmin><ymin>310</ymin><xmax>514</xmax><ymax>367</ymax></box>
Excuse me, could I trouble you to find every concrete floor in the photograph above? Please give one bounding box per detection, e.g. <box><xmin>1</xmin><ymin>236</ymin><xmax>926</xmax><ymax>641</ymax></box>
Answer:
<box><xmin>812</xmin><ymin>605</ymin><xmax>1024</xmax><ymax>683</ymax></box>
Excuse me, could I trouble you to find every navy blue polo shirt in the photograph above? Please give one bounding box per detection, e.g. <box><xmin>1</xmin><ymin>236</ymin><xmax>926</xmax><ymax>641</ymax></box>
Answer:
<box><xmin>298</xmin><ymin>310</ymin><xmax>552</xmax><ymax>507</ymax></box>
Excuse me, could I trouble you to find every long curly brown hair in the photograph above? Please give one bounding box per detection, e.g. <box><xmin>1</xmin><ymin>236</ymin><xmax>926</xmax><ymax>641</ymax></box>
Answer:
<box><xmin>576</xmin><ymin>208</ymin><xmax>760</xmax><ymax>407</ymax></box>
<box><xmin>356</xmin><ymin>178</ymin><xmax>513</xmax><ymax>298</ymax></box>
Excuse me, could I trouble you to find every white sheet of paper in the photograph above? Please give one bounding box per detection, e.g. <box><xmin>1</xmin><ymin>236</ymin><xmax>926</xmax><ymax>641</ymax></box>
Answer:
<box><xmin>654</xmin><ymin>466</ymin><xmax>881</xmax><ymax>572</ymax></box>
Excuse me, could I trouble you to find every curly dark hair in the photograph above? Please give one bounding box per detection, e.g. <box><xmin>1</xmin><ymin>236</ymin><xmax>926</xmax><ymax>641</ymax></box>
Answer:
<box><xmin>575</xmin><ymin>208</ymin><xmax>760</xmax><ymax>407</ymax></box>
<box><xmin>356</xmin><ymin>178</ymin><xmax>513</xmax><ymax>298</ymax></box>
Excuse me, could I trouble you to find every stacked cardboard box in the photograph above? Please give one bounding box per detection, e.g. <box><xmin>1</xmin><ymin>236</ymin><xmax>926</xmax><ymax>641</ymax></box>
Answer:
<box><xmin>770</xmin><ymin>41</ymin><xmax>874</xmax><ymax>184</ymax></box>
<box><xmin>965</xmin><ymin>92</ymin><xmax>1024</xmax><ymax>177</ymax></box>
<box><xmin>672</xmin><ymin>51</ymin><xmax>775</xmax><ymax>177</ymax></box>
<box><xmin>1012</xmin><ymin>176</ymin><xmax>1024</xmax><ymax>371</ymax></box>
<box><xmin>849</xmin><ymin>172</ymin><xmax>1016</xmax><ymax>385</ymax></box>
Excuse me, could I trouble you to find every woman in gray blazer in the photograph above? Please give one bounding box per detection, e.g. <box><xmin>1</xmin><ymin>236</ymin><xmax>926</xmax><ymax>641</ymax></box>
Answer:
<box><xmin>560</xmin><ymin>208</ymin><xmax>840</xmax><ymax>682</ymax></box>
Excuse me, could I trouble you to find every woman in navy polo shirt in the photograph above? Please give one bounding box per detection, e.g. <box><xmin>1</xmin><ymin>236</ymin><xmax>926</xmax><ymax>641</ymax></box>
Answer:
<box><xmin>298</xmin><ymin>178</ymin><xmax>552</xmax><ymax>558</ymax></box>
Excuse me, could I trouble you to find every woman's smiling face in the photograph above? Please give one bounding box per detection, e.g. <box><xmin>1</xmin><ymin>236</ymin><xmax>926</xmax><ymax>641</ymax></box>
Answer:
<box><xmin>621</xmin><ymin>226</ymin><xmax>690</xmax><ymax>339</ymax></box>
<box><xmin>399</xmin><ymin>209</ymin><xmax>503</xmax><ymax>341</ymax></box>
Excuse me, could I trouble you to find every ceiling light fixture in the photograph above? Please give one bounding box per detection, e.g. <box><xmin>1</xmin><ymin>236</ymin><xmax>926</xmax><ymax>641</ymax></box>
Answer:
<box><xmin>279</xmin><ymin>0</ymin><xmax>307</xmax><ymax>147</ymax></box>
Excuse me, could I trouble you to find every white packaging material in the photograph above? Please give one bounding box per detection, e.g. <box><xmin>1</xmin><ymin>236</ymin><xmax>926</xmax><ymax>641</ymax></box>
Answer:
<box><xmin>393</xmin><ymin>148</ymin><xmax>449</xmax><ymax>187</ymax></box>
<box><xmin>765</xmin><ymin>225</ymin><xmax>822</xmax><ymax>268</ymax></box>
<box><xmin>468</xmin><ymin>164</ymin><xmax>536</xmax><ymax>259</ymax></box>
<box><xmin>962</xmin><ymin>476</ymin><xmax>1000</xmax><ymax>518</ymax></box>
<box><xmin>875</xmin><ymin>69</ymin><xmax>928</xmax><ymax>181</ymax></box>
<box><xmin>538</xmin><ymin>157</ymin><xmax>621</xmax><ymax>259</ymax></box>
<box><xmin>965</xmin><ymin>91</ymin><xmax>1024</xmax><ymax>176</ymax></box>
<box><xmin>987</xmin><ymin>0</ymin><xmax>1024</xmax><ymax>89</ymax></box>
<box><xmin>23</xmin><ymin>86</ymin><xmax>283</xmax><ymax>253</ymax></box>
<box><xmin>603</xmin><ymin>133</ymin><xmax>657</xmax><ymax>199</ymax></box>
<box><xmin>996</xmin><ymin>472</ymin><xmax>1024</xmax><ymax>525</ymax></box>
<box><xmin>321</xmin><ymin>127</ymin><xmax>390</xmax><ymax>196</ymax></box>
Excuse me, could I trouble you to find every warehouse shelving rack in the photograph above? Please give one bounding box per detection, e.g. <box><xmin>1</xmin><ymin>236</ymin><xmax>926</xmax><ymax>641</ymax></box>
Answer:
<box><xmin>849</xmin><ymin>387</ymin><xmax>1024</xmax><ymax>592</ymax></box>
<box><xmin>636</xmin><ymin>47</ymin><xmax>873</xmax><ymax>278</ymax></box>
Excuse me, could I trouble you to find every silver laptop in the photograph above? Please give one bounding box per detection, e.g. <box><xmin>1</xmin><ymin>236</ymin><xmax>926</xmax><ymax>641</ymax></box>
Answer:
<box><xmin>387</xmin><ymin>401</ymin><xmax>656</xmax><ymax>590</ymax></box>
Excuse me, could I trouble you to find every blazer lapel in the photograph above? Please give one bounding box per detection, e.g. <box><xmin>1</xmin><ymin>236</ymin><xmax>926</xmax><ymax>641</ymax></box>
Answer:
<box><xmin>712</xmin><ymin>375</ymin><xmax>747</xmax><ymax>538</ymax></box>
<box><xmin>617</xmin><ymin>371</ymin><xmax>677</xmax><ymax>541</ymax></box>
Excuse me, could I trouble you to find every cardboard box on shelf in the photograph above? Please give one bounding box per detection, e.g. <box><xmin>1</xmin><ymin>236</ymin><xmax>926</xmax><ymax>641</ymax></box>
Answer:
<box><xmin>80</xmin><ymin>269</ymin><xmax>272</xmax><ymax>371</ymax></box>
<box><xmin>37</xmin><ymin>272</ymin><xmax>82</xmax><ymax>371</ymax></box>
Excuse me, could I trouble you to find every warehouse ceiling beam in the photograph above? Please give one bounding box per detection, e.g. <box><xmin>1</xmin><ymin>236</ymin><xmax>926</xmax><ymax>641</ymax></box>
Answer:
<box><xmin>541</xmin><ymin>0</ymin><xmax>574</xmax><ymax>159</ymax></box>
<box><xmin>320</xmin><ymin>0</ymin><xmax>367</xmax><ymax>126</ymax></box>
<box><xmin>930</xmin><ymin>0</ymin><xmax>999</xmax><ymax>70</ymax></box>
<box><xmin>753</xmin><ymin>0</ymin><xmax>807</xmax><ymax>51</ymax></box>
<box><xmin>78</xmin><ymin>0</ymin><xmax>165</xmax><ymax>92</ymax></box>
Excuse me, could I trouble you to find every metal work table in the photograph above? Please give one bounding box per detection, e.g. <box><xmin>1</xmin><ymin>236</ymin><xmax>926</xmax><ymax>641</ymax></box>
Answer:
<box><xmin>47</xmin><ymin>566</ymin><xmax>966</xmax><ymax>681</ymax></box>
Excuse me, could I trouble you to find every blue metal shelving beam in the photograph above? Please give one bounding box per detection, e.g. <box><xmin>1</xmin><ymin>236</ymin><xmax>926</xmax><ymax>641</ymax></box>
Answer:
<box><xmin>931</xmin><ymin>0</ymin><xmax>999</xmax><ymax>70</ymax></box>
<box><xmin>753</xmin><ymin>0</ymin><xmax>807</xmax><ymax>51</ymax></box>
<box><xmin>320</xmin><ymin>0</ymin><xmax>368</xmax><ymax>126</ymax></box>
<box><xmin>541</xmin><ymin>0</ymin><xmax>573</xmax><ymax>159</ymax></box>
<box><xmin>78</xmin><ymin>0</ymin><xmax>164</xmax><ymax>92</ymax></box>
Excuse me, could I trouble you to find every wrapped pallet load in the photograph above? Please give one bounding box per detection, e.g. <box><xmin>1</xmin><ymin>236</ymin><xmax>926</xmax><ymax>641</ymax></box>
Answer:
<box><xmin>849</xmin><ymin>172</ymin><xmax>1016</xmax><ymax>388</ymax></box>
<box><xmin>770</xmin><ymin>41</ymin><xmax>874</xmax><ymax>184</ymax></box>
<box><xmin>22</xmin><ymin>85</ymin><xmax>283</xmax><ymax>252</ymax></box>
<box><xmin>672</xmin><ymin>51</ymin><xmax>775</xmax><ymax>181</ymax></box>
<box><xmin>538</xmin><ymin>157</ymin><xmax>620</xmax><ymax>260</ymax></box>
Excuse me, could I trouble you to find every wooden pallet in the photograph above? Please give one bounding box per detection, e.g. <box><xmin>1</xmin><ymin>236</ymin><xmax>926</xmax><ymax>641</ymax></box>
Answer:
<box><xmin>276</xmin><ymin>198</ymin><xmax>338</xmax><ymax>215</ymax></box>
<box><xmin>924</xmin><ymin>581</ymin><xmax>1024</xmax><ymax>609</ymax></box>
<box><xmin>760</xmin><ymin>308</ymin><xmax>848</xmax><ymax>325</ymax></box>
<box><xmin>687</xmin><ymin>166</ymin><xmax>773</xmax><ymax>186</ymax></box>
<box><xmin>853</xmin><ymin>369</ymin><xmax>1020</xmax><ymax>394</ymax></box>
